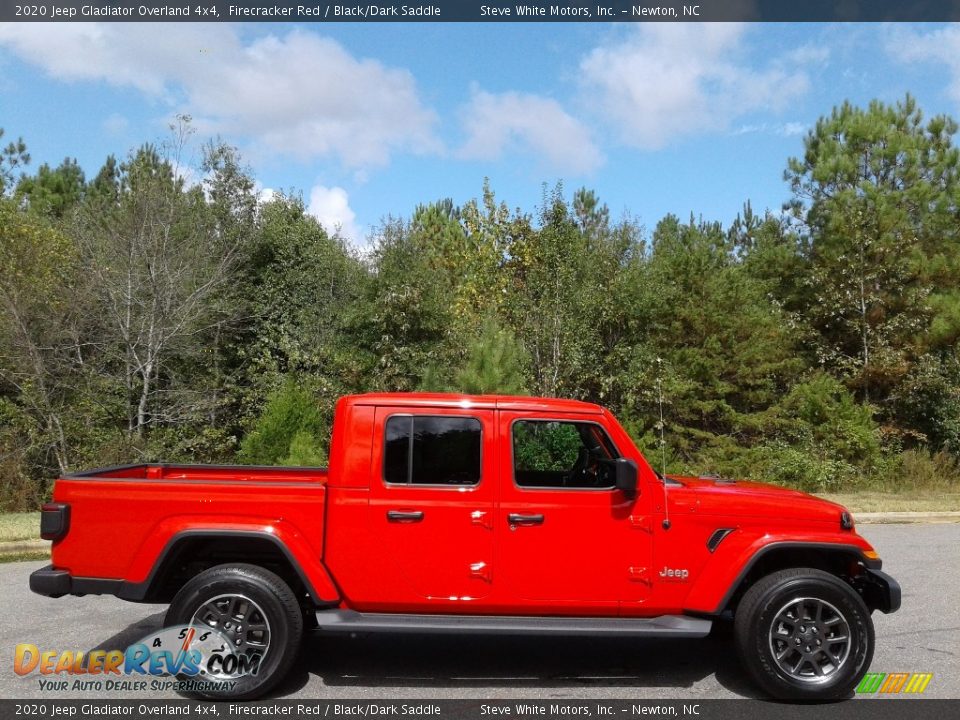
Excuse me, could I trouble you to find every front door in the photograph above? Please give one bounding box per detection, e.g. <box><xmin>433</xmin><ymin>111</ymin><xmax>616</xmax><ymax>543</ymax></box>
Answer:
<box><xmin>367</xmin><ymin>406</ymin><xmax>497</xmax><ymax>606</ymax></box>
<box><xmin>497</xmin><ymin>412</ymin><xmax>651</xmax><ymax>612</ymax></box>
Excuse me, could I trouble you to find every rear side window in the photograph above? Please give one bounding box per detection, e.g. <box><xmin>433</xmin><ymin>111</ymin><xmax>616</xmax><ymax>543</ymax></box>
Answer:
<box><xmin>384</xmin><ymin>415</ymin><xmax>482</xmax><ymax>486</ymax></box>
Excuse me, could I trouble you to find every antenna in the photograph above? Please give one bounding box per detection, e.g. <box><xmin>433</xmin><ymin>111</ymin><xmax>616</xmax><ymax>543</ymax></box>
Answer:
<box><xmin>657</xmin><ymin>360</ymin><xmax>671</xmax><ymax>531</ymax></box>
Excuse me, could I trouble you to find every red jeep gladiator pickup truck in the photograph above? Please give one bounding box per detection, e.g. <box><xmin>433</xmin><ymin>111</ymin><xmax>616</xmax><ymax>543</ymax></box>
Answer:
<box><xmin>30</xmin><ymin>393</ymin><xmax>899</xmax><ymax>701</ymax></box>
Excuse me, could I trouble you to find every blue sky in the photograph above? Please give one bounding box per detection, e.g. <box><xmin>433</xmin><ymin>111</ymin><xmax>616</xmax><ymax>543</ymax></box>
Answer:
<box><xmin>1</xmin><ymin>22</ymin><xmax>959</xmax><ymax>245</ymax></box>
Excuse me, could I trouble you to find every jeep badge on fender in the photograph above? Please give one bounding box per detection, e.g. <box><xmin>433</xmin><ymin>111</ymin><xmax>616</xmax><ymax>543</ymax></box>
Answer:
<box><xmin>659</xmin><ymin>567</ymin><xmax>690</xmax><ymax>581</ymax></box>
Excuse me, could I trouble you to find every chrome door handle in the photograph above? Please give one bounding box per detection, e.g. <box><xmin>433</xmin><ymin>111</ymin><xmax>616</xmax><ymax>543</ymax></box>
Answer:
<box><xmin>508</xmin><ymin>513</ymin><xmax>544</xmax><ymax>526</ymax></box>
<box><xmin>387</xmin><ymin>510</ymin><xmax>424</xmax><ymax>523</ymax></box>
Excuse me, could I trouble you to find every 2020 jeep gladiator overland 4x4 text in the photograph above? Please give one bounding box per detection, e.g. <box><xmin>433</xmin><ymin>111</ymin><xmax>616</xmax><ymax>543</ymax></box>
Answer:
<box><xmin>30</xmin><ymin>393</ymin><xmax>900</xmax><ymax>700</ymax></box>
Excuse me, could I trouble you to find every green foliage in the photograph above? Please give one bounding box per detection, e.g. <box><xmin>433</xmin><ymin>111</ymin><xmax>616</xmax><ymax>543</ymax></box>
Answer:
<box><xmin>3</xmin><ymin>96</ymin><xmax>960</xmax><ymax>509</ymax></box>
<box><xmin>456</xmin><ymin>318</ymin><xmax>528</xmax><ymax>394</ymax></box>
<box><xmin>0</xmin><ymin>402</ymin><xmax>48</xmax><ymax>511</ymax></box>
<box><xmin>607</xmin><ymin>214</ymin><xmax>802</xmax><ymax>469</ymax></box>
<box><xmin>777</xmin><ymin>373</ymin><xmax>881</xmax><ymax>464</ymax></box>
<box><xmin>352</xmin><ymin>215</ymin><xmax>454</xmax><ymax>391</ymax></box>
<box><xmin>87</xmin><ymin>155</ymin><xmax>120</xmax><ymax>203</ymax></box>
<box><xmin>241</xmin><ymin>194</ymin><xmax>363</xmax><ymax>378</ymax></box>
<box><xmin>0</xmin><ymin>199</ymin><xmax>82</xmax><ymax>476</ymax></box>
<box><xmin>283</xmin><ymin>431</ymin><xmax>328</xmax><ymax>467</ymax></box>
<box><xmin>71</xmin><ymin>142</ymin><xmax>228</xmax><ymax>439</ymax></box>
<box><xmin>748</xmin><ymin>374</ymin><xmax>882</xmax><ymax>491</ymax></box>
<box><xmin>424</xmin><ymin>316</ymin><xmax>529</xmax><ymax>395</ymax></box>
<box><xmin>890</xmin><ymin>354</ymin><xmax>960</xmax><ymax>451</ymax></box>
<box><xmin>895</xmin><ymin>448</ymin><xmax>960</xmax><ymax>491</ymax></box>
<box><xmin>507</xmin><ymin>184</ymin><xmax>596</xmax><ymax>397</ymax></box>
<box><xmin>785</xmin><ymin>95</ymin><xmax>960</xmax><ymax>433</ymax></box>
<box><xmin>238</xmin><ymin>380</ymin><xmax>329</xmax><ymax>466</ymax></box>
<box><xmin>16</xmin><ymin>158</ymin><xmax>86</xmax><ymax>219</ymax></box>
<box><xmin>513</xmin><ymin>422</ymin><xmax>582</xmax><ymax>472</ymax></box>
<box><xmin>752</xmin><ymin>445</ymin><xmax>859</xmax><ymax>493</ymax></box>
<box><xmin>0</xmin><ymin>128</ymin><xmax>30</xmax><ymax>194</ymax></box>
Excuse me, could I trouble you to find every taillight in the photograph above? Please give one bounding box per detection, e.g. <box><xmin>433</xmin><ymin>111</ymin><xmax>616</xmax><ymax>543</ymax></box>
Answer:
<box><xmin>40</xmin><ymin>503</ymin><xmax>70</xmax><ymax>541</ymax></box>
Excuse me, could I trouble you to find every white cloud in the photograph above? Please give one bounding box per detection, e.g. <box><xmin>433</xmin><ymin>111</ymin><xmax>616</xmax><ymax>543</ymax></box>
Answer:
<box><xmin>887</xmin><ymin>25</ymin><xmax>960</xmax><ymax>105</ymax></box>
<box><xmin>780</xmin><ymin>122</ymin><xmax>807</xmax><ymax>137</ymax></box>
<box><xmin>257</xmin><ymin>186</ymin><xmax>279</xmax><ymax>205</ymax></box>
<box><xmin>307</xmin><ymin>185</ymin><xmax>362</xmax><ymax>245</ymax></box>
<box><xmin>785</xmin><ymin>45</ymin><xmax>830</xmax><ymax>67</ymax></box>
<box><xmin>102</xmin><ymin>113</ymin><xmax>129</xmax><ymax>136</ymax></box>
<box><xmin>0</xmin><ymin>23</ymin><xmax>215</xmax><ymax>94</ymax></box>
<box><xmin>0</xmin><ymin>24</ymin><xmax>439</xmax><ymax>169</ymax></box>
<box><xmin>458</xmin><ymin>88</ymin><xmax>603</xmax><ymax>175</ymax></box>
<box><xmin>579</xmin><ymin>24</ymin><xmax>810</xmax><ymax>149</ymax></box>
<box><xmin>733</xmin><ymin>121</ymin><xmax>808</xmax><ymax>137</ymax></box>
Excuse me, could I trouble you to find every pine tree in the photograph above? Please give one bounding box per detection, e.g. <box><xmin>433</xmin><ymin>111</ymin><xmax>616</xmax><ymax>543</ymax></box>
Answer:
<box><xmin>453</xmin><ymin>317</ymin><xmax>528</xmax><ymax>395</ymax></box>
<box><xmin>785</xmin><ymin>95</ymin><xmax>960</xmax><ymax>437</ymax></box>
<box><xmin>16</xmin><ymin>158</ymin><xmax>86</xmax><ymax>219</ymax></box>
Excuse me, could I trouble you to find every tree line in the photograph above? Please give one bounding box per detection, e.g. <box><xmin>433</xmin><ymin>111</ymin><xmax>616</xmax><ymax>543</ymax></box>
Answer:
<box><xmin>2</xmin><ymin>96</ymin><xmax>960</xmax><ymax>510</ymax></box>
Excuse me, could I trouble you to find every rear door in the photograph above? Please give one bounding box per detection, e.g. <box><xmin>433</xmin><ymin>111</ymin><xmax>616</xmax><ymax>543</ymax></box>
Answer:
<box><xmin>367</xmin><ymin>406</ymin><xmax>496</xmax><ymax>606</ymax></box>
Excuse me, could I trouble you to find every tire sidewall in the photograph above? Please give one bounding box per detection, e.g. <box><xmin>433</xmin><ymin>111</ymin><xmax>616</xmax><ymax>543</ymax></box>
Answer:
<box><xmin>166</xmin><ymin>566</ymin><xmax>300</xmax><ymax>700</ymax></box>
<box><xmin>745</xmin><ymin>574</ymin><xmax>874</xmax><ymax>700</ymax></box>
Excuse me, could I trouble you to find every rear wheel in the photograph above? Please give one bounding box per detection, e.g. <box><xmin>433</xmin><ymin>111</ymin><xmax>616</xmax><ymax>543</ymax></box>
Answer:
<box><xmin>734</xmin><ymin>567</ymin><xmax>874</xmax><ymax>700</ymax></box>
<box><xmin>166</xmin><ymin>563</ymin><xmax>303</xmax><ymax>700</ymax></box>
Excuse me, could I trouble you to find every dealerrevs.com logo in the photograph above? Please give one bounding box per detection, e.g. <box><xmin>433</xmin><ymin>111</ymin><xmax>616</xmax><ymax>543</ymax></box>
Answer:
<box><xmin>13</xmin><ymin>625</ymin><xmax>259</xmax><ymax>693</ymax></box>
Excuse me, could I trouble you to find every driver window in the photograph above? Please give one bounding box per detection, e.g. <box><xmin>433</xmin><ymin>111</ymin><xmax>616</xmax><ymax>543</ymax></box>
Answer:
<box><xmin>513</xmin><ymin>420</ymin><xmax>619</xmax><ymax>489</ymax></box>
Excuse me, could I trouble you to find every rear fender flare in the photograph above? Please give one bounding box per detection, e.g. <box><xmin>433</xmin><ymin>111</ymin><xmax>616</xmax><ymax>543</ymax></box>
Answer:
<box><xmin>119</xmin><ymin>527</ymin><xmax>340</xmax><ymax>605</ymax></box>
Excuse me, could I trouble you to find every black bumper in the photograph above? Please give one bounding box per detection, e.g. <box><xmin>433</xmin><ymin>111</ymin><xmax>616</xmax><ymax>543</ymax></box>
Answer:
<box><xmin>863</xmin><ymin>568</ymin><xmax>901</xmax><ymax>614</ymax></box>
<box><xmin>30</xmin><ymin>565</ymin><xmax>121</xmax><ymax>599</ymax></box>
<box><xmin>29</xmin><ymin>565</ymin><xmax>72</xmax><ymax>598</ymax></box>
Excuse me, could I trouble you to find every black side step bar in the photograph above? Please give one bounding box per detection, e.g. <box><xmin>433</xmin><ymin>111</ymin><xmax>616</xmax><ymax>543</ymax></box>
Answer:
<box><xmin>312</xmin><ymin>610</ymin><xmax>711</xmax><ymax>637</ymax></box>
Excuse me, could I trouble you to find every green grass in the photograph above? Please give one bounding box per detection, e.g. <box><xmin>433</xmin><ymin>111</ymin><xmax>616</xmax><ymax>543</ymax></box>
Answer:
<box><xmin>0</xmin><ymin>512</ymin><xmax>48</xmax><ymax>563</ymax></box>
<box><xmin>0</xmin><ymin>550</ymin><xmax>49</xmax><ymax>564</ymax></box>
<box><xmin>817</xmin><ymin>491</ymin><xmax>960</xmax><ymax>513</ymax></box>
<box><xmin>0</xmin><ymin>512</ymin><xmax>39</xmax><ymax>542</ymax></box>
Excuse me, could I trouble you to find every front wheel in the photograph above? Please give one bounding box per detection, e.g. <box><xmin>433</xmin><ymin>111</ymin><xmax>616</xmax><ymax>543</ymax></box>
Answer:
<box><xmin>734</xmin><ymin>567</ymin><xmax>874</xmax><ymax>700</ymax></box>
<box><xmin>166</xmin><ymin>563</ymin><xmax>303</xmax><ymax>700</ymax></box>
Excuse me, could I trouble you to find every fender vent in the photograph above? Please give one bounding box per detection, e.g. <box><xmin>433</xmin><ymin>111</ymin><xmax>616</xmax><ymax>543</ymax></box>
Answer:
<box><xmin>706</xmin><ymin>527</ymin><xmax>735</xmax><ymax>552</ymax></box>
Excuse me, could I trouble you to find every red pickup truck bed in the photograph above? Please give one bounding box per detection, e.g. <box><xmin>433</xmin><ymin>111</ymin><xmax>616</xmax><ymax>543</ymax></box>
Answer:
<box><xmin>42</xmin><ymin>463</ymin><xmax>331</xmax><ymax>605</ymax></box>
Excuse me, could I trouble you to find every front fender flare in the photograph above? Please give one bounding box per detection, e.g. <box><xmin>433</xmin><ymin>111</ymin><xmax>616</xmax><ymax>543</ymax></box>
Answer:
<box><xmin>684</xmin><ymin>539</ymin><xmax>878</xmax><ymax>615</ymax></box>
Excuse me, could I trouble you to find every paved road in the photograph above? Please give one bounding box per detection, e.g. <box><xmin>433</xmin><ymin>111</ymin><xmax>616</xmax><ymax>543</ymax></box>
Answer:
<box><xmin>2</xmin><ymin>524</ymin><xmax>957</xmax><ymax>700</ymax></box>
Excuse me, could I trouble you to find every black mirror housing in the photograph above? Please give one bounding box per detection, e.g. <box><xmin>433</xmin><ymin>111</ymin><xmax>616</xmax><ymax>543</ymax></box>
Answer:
<box><xmin>613</xmin><ymin>458</ymin><xmax>638</xmax><ymax>500</ymax></box>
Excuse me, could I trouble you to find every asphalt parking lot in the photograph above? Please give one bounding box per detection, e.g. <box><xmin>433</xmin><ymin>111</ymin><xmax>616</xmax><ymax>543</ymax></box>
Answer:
<box><xmin>2</xmin><ymin>523</ymin><xmax>957</xmax><ymax>700</ymax></box>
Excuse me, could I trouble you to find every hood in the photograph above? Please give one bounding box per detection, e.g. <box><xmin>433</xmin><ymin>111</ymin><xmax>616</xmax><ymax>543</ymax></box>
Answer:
<box><xmin>666</xmin><ymin>474</ymin><xmax>851</xmax><ymax>525</ymax></box>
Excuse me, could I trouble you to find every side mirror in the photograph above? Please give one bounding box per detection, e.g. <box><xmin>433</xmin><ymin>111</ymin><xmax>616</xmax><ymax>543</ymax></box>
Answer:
<box><xmin>613</xmin><ymin>458</ymin><xmax>638</xmax><ymax>500</ymax></box>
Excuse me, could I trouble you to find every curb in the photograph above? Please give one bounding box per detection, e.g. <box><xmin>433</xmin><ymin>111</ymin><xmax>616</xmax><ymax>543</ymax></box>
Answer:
<box><xmin>855</xmin><ymin>511</ymin><xmax>960</xmax><ymax>524</ymax></box>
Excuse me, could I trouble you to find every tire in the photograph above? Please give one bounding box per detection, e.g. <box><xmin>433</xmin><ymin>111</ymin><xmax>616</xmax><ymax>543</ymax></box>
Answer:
<box><xmin>734</xmin><ymin>567</ymin><xmax>874</xmax><ymax>701</ymax></box>
<box><xmin>165</xmin><ymin>563</ymin><xmax>303</xmax><ymax>700</ymax></box>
